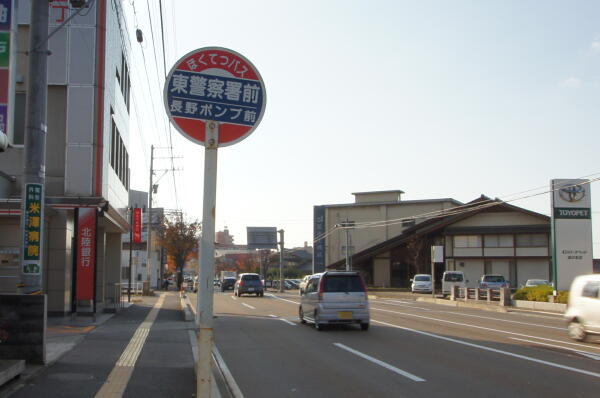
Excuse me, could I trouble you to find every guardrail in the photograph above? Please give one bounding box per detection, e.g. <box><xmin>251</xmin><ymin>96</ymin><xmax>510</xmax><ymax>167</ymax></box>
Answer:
<box><xmin>450</xmin><ymin>286</ymin><xmax>511</xmax><ymax>306</ymax></box>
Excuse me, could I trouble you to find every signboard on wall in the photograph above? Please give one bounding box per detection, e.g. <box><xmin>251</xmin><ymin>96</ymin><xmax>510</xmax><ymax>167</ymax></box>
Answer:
<box><xmin>76</xmin><ymin>207</ymin><xmax>97</xmax><ymax>301</ymax></box>
<box><xmin>551</xmin><ymin>179</ymin><xmax>593</xmax><ymax>290</ymax></box>
<box><xmin>313</xmin><ymin>206</ymin><xmax>326</xmax><ymax>273</ymax></box>
<box><xmin>0</xmin><ymin>0</ymin><xmax>15</xmax><ymax>140</ymax></box>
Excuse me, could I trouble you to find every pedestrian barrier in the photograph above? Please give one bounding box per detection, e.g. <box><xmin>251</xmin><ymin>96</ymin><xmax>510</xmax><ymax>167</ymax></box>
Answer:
<box><xmin>450</xmin><ymin>286</ymin><xmax>511</xmax><ymax>306</ymax></box>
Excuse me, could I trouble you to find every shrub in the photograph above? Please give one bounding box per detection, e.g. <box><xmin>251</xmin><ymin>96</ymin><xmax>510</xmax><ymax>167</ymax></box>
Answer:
<box><xmin>513</xmin><ymin>285</ymin><xmax>569</xmax><ymax>303</ymax></box>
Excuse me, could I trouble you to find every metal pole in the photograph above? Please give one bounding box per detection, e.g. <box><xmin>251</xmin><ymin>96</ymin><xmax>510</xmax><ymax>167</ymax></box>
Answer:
<box><xmin>128</xmin><ymin>207</ymin><xmax>133</xmax><ymax>302</ymax></box>
<box><xmin>278</xmin><ymin>229</ymin><xmax>284</xmax><ymax>293</ymax></box>
<box><xmin>18</xmin><ymin>0</ymin><xmax>48</xmax><ymax>294</ymax></box>
<box><xmin>197</xmin><ymin>122</ymin><xmax>218</xmax><ymax>397</ymax></box>
<box><xmin>147</xmin><ymin>145</ymin><xmax>154</xmax><ymax>288</ymax></box>
<box><xmin>550</xmin><ymin>180</ymin><xmax>558</xmax><ymax>295</ymax></box>
<box><xmin>345</xmin><ymin>220</ymin><xmax>350</xmax><ymax>271</ymax></box>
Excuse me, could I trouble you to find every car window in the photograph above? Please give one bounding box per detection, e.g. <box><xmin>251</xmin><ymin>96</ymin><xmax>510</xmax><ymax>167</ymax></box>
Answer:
<box><xmin>444</xmin><ymin>273</ymin><xmax>463</xmax><ymax>282</ymax></box>
<box><xmin>483</xmin><ymin>275</ymin><xmax>505</xmax><ymax>282</ymax></box>
<box><xmin>323</xmin><ymin>275</ymin><xmax>364</xmax><ymax>293</ymax></box>
<box><xmin>243</xmin><ymin>274</ymin><xmax>260</xmax><ymax>281</ymax></box>
<box><xmin>414</xmin><ymin>275</ymin><xmax>430</xmax><ymax>281</ymax></box>
<box><xmin>581</xmin><ymin>281</ymin><xmax>600</xmax><ymax>299</ymax></box>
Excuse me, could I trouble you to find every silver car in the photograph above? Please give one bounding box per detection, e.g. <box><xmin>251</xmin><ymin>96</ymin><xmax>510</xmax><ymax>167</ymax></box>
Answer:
<box><xmin>299</xmin><ymin>271</ymin><xmax>370</xmax><ymax>331</ymax></box>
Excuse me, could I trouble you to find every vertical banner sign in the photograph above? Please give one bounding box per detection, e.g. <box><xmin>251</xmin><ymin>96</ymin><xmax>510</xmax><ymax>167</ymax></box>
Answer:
<box><xmin>0</xmin><ymin>0</ymin><xmax>13</xmax><ymax>137</ymax></box>
<box><xmin>313</xmin><ymin>205</ymin><xmax>326</xmax><ymax>273</ymax></box>
<box><xmin>22</xmin><ymin>183</ymin><xmax>43</xmax><ymax>274</ymax></box>
<box><xmin>76</xmin><ymin>208</ymin><xmax>97</xmax><ymax>300</ymax></box>
<box><xmin>133</xmin><ymin>208</ymin><xmax>142</xmax><ymax>243</ymax></box>
<box><xmin>551</xmin><ymin>179</ymin><xmax>592</xmax><ymax>290</ymax></box>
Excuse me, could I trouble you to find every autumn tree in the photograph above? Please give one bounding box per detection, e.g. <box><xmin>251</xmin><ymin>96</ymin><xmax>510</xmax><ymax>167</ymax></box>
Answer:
<box><xmin>157</xmin><ymin>215</ymin><xmax>201</xmax><ymax>289</ymax></box>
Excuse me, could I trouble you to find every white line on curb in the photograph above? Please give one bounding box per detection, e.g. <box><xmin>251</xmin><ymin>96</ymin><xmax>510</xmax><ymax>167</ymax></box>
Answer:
<box><xmin>334</xmin><ymin>343</ymin><xmax>425</xmax><ymax>382</ymax></box>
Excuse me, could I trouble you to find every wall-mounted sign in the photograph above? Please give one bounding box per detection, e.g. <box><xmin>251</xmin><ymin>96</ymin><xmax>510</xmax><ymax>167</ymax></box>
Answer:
<box><xmin>76</xmin><ymin>207</ymin><xmax>97</xmax><ymax>301</ymax></box>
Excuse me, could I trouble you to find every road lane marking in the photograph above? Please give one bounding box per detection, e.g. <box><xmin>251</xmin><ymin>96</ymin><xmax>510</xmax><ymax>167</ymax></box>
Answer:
<box><xmin>95</xmin><ymin>294</ymin><xmax>165</xmax><ymax>397</ymax></box>
<box><xmin>279</xmin><ymin>318</ymin><xmax>296</xmax><ymax>326</ymax></box>
<box><xmin>372</xmin><ymin>319</ymin><xmax>600</xmax><ymax>379</ymax></box>
<box><xmin>231</xmin><ymin>296</ymin><xmax>237</xmax><ymax>301</ymax></box>
<box><xmin>510</xmin><ymin>338</ymin><xmax>600</xmax><ymax>360</ymax></box>
<box><xmin>268</xmin><ymin>314</ymin><xmax>278</xmax><ymax>318</ymax></box>
<box><xmin>370</xmin><ymin>306</ymin><xmax>600</xmax><ymax>351</ymax></box>
<box><xmin>334</xmin><ymin>343</ymin><xmax>425</xmax><ymax>382</ymax></box>
<box><xmin>241</xmin><ymin>303</ymin><xmax>255</xmax><ymax>310</ymax></box>
<box><xmin>266</xmin><ymin>293</ymin><xmax>300</xmax><ymax>305</ymax></box>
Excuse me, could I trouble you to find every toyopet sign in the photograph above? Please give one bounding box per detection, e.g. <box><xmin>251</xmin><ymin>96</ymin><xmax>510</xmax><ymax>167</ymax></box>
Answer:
<box><xmin>551</xmin><ymin>179</ymin><xmax>593</xmax><ymax>290</ymax></box>
<box><xmin>164</xmin><ymin>47</ymin><xmax>266</xmax><ymax>147</ymax></box>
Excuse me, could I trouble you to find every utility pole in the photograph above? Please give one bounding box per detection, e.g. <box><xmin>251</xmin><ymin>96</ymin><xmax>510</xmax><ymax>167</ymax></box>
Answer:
<box><xmin>128</xmin><ymin>207</ymin><xmax>133</xmax><ymax>302</ymax></box>
<box><xmin>18</xmin><ymin>0</ymin><xmax>48</xmax><ymax>294</ymax></box>
<box><xmin>278</xmin><ymin>229</ymin><xmax>284</xmax><ymax>293</ymax></box>
<box><xmin>146</xmin><ymin>145</ymin><xmax>154</xmax><ymax>289</ymax></box>
<box><xmin>344</xmin><ymin>219</ymin><xmax>350</xmax><ymax>271</ymax></box>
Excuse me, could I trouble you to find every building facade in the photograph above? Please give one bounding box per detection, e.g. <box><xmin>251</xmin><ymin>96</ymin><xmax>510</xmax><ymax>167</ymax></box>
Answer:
<box><xmin>0</xmin><ymin>1</ymin><xmax>132</xmax><ymax>314</ymax></box>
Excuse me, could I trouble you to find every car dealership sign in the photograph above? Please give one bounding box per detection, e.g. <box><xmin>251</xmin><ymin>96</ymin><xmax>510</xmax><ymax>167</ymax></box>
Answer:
<box><xmin>551</xmin><ymin>179</ymin><xmax>593</xmax><ymax>290</ymax></box>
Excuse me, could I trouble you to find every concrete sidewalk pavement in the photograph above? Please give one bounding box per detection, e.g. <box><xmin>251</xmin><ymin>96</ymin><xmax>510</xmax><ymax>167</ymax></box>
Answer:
<box><xmin>1</xmin><ymin>291</ymin><xmax>224</xmax><ymax>398</ymax></box>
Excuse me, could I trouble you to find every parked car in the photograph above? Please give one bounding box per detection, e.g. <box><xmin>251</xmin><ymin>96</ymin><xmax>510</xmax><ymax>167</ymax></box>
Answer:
<box><xmin>235</xmin><ymin>273</ymin><xmax>264</xmax><ymax>297</ymax></box>
<box><xmin>299</xmin><ymin>271</ymin><xmax>369</xmax><ymax>331</ymax></box>
<box><xmin>524</xmin><ymin>279</ymin><xmax>552</xmax><ymax>288</ymax></box>
<box><xmin>410</xmin><ymin>274</ymin><xmax>432</xmax><ymax>293</ymax></box>
<box><xmin>564</xmin><ymin>274</ymin><xmax>600</xmax><ymax>341</ymax></box>
<box><xmin>299</xmin><ymin>275</ymin><xmax>312</xmax><ymax>295</ymax></box>
<box><xmin>441</xmin><ymin>271</ymin><xmax>467</xmax><ymax>296</ymax></box>
<box><xmin>286</xmin><ymin>279</ymin><xmax>299</xmax><ymax>289</ymax></box>
<box><xmin>479</xmin><ymin>274</ymin><xmax>510</xmax><ymax>289</ymax></box>
<box><xmin>221</xmin><ymin>277</ymin><xmax>236</xmax><ymax>292</ymax></box>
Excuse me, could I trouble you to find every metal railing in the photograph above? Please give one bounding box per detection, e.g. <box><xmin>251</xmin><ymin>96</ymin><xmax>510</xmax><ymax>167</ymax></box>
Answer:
<box><xmin>450</xmin><ymin>286</ymin><xmax>511</xmax><ymax>305</ymax></box>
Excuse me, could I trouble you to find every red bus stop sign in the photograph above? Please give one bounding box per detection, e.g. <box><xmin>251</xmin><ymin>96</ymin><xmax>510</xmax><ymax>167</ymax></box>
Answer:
<box><xmin>164</xmin><ymin>47</ymin><xmax>266</xmax><ymax>147</ymax></box>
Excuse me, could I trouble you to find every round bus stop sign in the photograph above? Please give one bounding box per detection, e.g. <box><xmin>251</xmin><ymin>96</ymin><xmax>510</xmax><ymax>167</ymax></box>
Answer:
<box><xmin>164</xmin><ymin>47</ymin><xmax>266</xmax><ymax>147</ymax></box>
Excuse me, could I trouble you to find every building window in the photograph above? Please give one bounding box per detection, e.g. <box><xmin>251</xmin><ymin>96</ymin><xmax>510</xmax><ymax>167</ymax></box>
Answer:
<box><xmin>121</xmin><ymin>266</ymin><xmax>129</xmax><ymax>279</ymax></box>
<box><xmin>110</xmin><ymin>109</ymin><xmax>129</xmax><ymax>189</ymax></box>
<box><xmin>119</xmin><ymin>52</ymin><xmax>131</xmax><ymax>112</ymax></box>
<box><xmin>454</xmin><ymin>235</ymin><xmax>482</xmax><ymax>248</ymax></box>
<box><xmin>515</xmin><ymin>234</ymin><xmax>547</xmax><ymax>248</ymax></box>
<box><xmin>484</xmin><ymin>234</ymin><xmax>513</xmax><ymax>248</ymax></box>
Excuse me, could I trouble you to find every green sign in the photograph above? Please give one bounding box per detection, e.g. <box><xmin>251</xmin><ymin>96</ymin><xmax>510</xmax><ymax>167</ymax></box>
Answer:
<box><xmin>0</xmin><ymin>32</ymin><xmax>8</xmax><ymax>67</ymax></box>
<box><xmin>23</xmin><ymin>183</ymin><xmax>43</xmax><ymax>266</ymax></box>
<box><xmin>553</xmin><ymin>207</ymin><xmax>591</xmax><ymax>219</ymax></box>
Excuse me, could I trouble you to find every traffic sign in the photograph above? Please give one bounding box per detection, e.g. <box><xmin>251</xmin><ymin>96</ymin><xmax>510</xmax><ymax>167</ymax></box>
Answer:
<box><xmin>164</xmin><ymin>47</ymin><xmax>266</xmax><ymax>147</ymax></box>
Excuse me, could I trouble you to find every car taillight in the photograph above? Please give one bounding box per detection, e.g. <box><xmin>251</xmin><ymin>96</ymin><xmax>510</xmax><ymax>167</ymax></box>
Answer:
<box><xmin>360</xmin><ymin>276</ymin><xmax>368</xmax><ymax>295</ymax></box>
<box><xmin>318</xmin><ymin>277</ymin><xmax>325</xmax><ymax>301</ymax></box>
<box><xmin>239</xmin><ymin>280</ymin><xmax>244</xmax><ymax>287</ymax></box>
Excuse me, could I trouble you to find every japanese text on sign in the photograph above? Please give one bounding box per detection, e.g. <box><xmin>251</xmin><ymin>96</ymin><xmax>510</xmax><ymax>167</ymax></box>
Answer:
<box><xmin>23</xmin><ymin>184</ymin><xmax>43</xmax><ymax>273</ymax></box>
<box><xmin>166</xmin><ymin>71</ymin><xmax>263</xmax><ymax>126</ymax></box>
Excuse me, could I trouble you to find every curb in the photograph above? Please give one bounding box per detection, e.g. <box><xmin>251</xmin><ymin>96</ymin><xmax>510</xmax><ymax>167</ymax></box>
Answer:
<box><xmin>416</xmin><ymin>297</ymin><xmax>508</xmax><ymax>313</ymax></box>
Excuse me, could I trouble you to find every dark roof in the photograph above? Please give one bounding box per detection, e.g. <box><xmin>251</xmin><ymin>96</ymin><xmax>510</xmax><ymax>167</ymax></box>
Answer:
<box><xmin>328</xmin><ymin>196</ymin><xmax>550</xmax><ymax>269</ymax></box>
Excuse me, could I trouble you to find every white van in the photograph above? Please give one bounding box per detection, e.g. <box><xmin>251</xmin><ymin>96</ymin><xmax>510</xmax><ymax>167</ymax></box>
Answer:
<box><xmin>441</xmin><ymin>271</ymin><xmax>467</xmax><ymax>296</ymax></box>
<box><xmin>564</xmin><ymin>274</ymin><xmax>600</xmax><ymax>341</ymax></box>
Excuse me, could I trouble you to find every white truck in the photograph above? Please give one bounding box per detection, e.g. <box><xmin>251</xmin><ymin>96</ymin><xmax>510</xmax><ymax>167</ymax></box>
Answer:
<box><xmin>220</xmin><ymin>270</ymin><xmax>237</xmax><ymax>281</ymax></box>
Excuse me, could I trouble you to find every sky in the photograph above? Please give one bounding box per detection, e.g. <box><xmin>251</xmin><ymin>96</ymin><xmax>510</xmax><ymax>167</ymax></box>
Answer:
<box><xmin>122</xmin><ymin>1</ymin><xmax>600</xmax><ymax>255</ymax></box>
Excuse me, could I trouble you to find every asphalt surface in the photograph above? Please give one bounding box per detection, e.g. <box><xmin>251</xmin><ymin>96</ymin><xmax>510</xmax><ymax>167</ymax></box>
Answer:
<box><xmin>189</xmin><ymin>288</ymin><xmax>600</xmax><ymax>398</ymax></box>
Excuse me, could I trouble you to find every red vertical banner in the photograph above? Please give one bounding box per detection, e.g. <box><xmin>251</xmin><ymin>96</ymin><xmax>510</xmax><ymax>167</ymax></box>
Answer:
<box><xmin>76</xmin><ymin>208</ymin><xmax>97</xmax><ymax>300</ymax></box>
<box><xmin>133</xmin><ymin>208</ymin><xmax>142</xmax><ymax>243</ymax></box>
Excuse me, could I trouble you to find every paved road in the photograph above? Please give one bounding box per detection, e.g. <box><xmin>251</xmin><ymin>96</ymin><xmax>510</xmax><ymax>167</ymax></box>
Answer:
<box><xmin>190</xmin><ymin>289</ymin><xmax>600</xmax><ymax>398</ymax></box>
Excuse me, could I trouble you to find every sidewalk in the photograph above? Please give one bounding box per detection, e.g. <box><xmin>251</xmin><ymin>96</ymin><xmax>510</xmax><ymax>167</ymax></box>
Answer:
<box><xmin>1</xmin><ymin>291</ymin><xmax>222</xmax><ymax>398</ymax></box>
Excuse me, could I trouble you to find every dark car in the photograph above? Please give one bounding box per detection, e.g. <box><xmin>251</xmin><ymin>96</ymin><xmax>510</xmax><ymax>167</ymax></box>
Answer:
<box><xmin>221</xmin><ymin>277</ymin><xmax>236</xmax><ymax>292</ymax></box>
<box><xmin>235</xmin><ymin>273</ymin><xmax>264</xmax><ymax>297</ymax></box>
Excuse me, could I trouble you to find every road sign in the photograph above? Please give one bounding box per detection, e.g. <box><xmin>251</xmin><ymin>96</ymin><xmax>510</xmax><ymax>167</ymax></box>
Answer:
<box><xmin>164</xmin><ymin>47</ymin><xmax>266</xmax><ymax>147</ymax></box>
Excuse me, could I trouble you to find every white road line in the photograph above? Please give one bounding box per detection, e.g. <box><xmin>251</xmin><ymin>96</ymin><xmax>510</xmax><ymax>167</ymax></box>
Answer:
<box><xmin>334</xmin><ymin>343</ymin><xmax>425</xmax><ymax>382</ymax></box>
<box><xmin>268</xmin><ymin>314</ymin><xmax>278</xmax><ymax>318</ymax></box>
<box><xmin>266</xmin><ymin>293</ymin><xmax>300</xmax><ymax>305</ymax></box>
<box><xmin>372</xmin><ymin>319</ymin><xmax>600</xmax><ymax>379</ymax></box>
<box><xmin>241</xmin><ymin>303</ymin><xmax>255</xmax><ymax>310</ymax></box>
<box><xmin>231</xmin><ymin>296</ymin><xmax>237</xmax><ymax>301</ymax></box>
<box><xmin>510</xmin><ymin>338</ymin><xmax>600</xmax><ymax>360</ymax></box>
<box><xmin>370</xmin><ymin>306</ymin><xmax>600</xmax><ymax>351</ymax></box>
<box><xmin>280</xmin><ymin>318</ymin><xmax>296</xmax><ymax>326</ymax></box>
